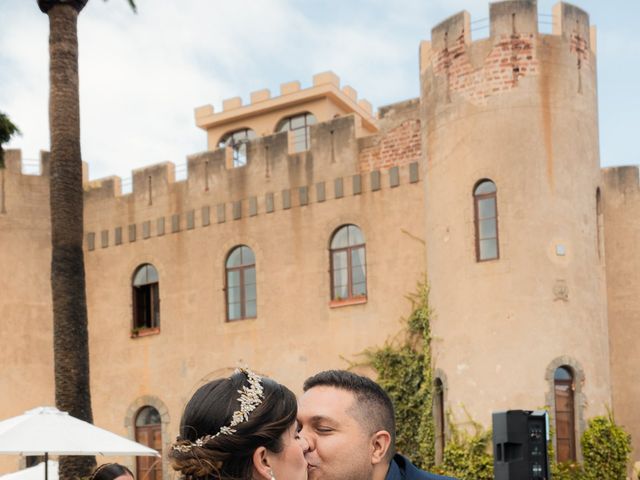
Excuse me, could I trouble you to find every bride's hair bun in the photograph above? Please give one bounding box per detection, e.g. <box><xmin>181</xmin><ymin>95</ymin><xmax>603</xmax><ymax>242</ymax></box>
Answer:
<box><xmin>169</xmin><ymin>437</ymin><xmax>225</xmax><ymax>478</ymax></box>
<box><xmin>168</xmin><ymin>371</ymin><xmax>297</xmax><ymax>480</ymax></box>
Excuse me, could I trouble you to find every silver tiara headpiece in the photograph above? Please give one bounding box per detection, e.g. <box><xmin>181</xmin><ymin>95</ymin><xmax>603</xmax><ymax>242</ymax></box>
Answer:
<box><xmin>172</xmin><ymin>368</ymin><xmax>264</xmax><ymax>453</ymax></box>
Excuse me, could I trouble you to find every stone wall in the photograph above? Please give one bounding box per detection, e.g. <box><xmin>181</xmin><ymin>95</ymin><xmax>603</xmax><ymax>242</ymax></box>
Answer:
<box><xmin>602</xmin><ymin>166</ymin><xmax>640</xmax><ymax>463</ymax></box>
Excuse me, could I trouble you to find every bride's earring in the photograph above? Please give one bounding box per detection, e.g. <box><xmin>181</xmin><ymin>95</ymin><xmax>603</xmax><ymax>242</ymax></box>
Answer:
<box><xmin>269</xmin><ymin>470</ymin><xmax>276</xmax><ymax>480</ymax></box>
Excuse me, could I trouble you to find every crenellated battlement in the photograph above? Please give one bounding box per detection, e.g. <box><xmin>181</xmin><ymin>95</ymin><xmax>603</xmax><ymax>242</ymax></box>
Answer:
<box><xmin>195</xmin><ymin>71</ymin><xmax>378</xmax><ymax>152</ymax></box>
<box><xmin>1</xmin><ymin>149</ymin><xmax>50</xmax><ymax>177</ymax></box>
<box><xmin>84</xmin><ymin>96</ymin><xmax>421</xmax><ymax>200</ymax></box>
<box><xmin>196</xmin><ymin>71</ymin><xmax>374</xmax><ymax>120</ymax></box>
<box><xmin>84</xmin><ymin>114</ymin><xmax>361</xmax><ymax>203</ymax></box>
<box><xmin>2</xmin><ymin>96</ymin><xmax>421</xmax><ymax>242</ymax></box>
<box><xmin>422</xmin><ymin>1</ymin><xmax>592</xmax><ymax>58</ymax></box>
<box><xmin>76</xmin><ymin>99</ymin><xmax>422</xmax><ymax>250</ymax></box>
<box><xmin>196</xmin><ymin>71</ymin><xmax>375</xmax><ymax>126</ymax></box>
<box><xmin>420</xmin><ymin>1</ymin><xmax>596</xmax><ymax>105</ymax></box>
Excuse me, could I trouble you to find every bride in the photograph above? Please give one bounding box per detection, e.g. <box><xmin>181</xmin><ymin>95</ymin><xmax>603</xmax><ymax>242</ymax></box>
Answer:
<box><xmin>169</xmin><ymin>369</ymin><xmax>308</xmax><ymax>480</ymax></box>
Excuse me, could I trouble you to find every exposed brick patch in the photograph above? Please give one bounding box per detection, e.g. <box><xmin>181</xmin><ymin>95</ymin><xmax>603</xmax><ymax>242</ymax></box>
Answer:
<box><xmin>359</xmin><ymin>119</ymin><xmax>421</xmax><ymax>173</ymax></box>
<box><xmin>433</xmin><ymin>33</ymin><xmax>539</xmax><ymax>105</ymax></box>
<box><xmin>570</xmin><ymin>34</ymin><xmax>589</xmax><ymax>68</ymax></box>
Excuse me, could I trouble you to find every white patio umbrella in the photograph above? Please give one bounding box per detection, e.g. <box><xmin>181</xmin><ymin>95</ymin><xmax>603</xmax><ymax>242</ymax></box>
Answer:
<box><xmin>0</xmin><ymin>461</ymin><xmax>58</xmax><ymax>480</ymax></box>
<box><xmin>0</xmin><ymin>407</ymin><xmax>159</xmax><ymax>480</ymax></box>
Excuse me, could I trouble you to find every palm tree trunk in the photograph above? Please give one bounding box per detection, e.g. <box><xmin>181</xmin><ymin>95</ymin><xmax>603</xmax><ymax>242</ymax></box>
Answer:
<box><xmin>46</xmin><ymin>4</ymin><xmax>95</xmax><ymax>479</ymax></box>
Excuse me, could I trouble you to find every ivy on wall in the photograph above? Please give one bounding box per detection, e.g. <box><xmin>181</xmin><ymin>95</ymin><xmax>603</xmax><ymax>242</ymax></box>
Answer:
<box><xmin>363</xmin><ymin>278</ymin><xmax>493</xmax><ymax>478</ymax></box>
<box><xmin>363</xmin><ymin>278</ymin><xmax>435</xmax><ymax>468</ymax></box>
<box><xmin>362</xmin><ymin>277</ymin><xmax>633</xmax><ymax>479</ymax></box>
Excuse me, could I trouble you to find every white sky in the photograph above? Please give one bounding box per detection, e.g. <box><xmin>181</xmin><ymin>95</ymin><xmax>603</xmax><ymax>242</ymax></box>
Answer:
<box><xmin>1</xmin><ymin>0</ymin><xmax>639</xmax><ymax>181</ymax></box>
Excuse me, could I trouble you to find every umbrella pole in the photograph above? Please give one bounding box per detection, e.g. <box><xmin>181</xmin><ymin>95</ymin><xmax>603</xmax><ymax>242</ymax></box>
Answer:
<box><xmin>44</xmin><ymin>452</ymin><xmax>48</xmax><ymax>480</ymax></box>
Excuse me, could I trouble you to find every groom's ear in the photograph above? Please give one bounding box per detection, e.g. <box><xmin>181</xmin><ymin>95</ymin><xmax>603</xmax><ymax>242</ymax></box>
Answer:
<box><xmin>252</xmin><ymin>446</ymin><xmax>272</xmax><ymax>480</ymax></box>
<box><xmin>369</xmin><ymin>430</ymin><xmax>392</xmax><ymax>465</ymax></box>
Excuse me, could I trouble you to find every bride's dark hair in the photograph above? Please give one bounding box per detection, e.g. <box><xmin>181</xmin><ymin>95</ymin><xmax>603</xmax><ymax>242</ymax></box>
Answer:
<box><xmin>169</xmin><ymin>371</ymin><xmax>297</xmax><ymax>480</ymax></box>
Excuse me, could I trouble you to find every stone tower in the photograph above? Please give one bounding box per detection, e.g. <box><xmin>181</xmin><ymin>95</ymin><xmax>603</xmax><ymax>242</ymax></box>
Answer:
<box><xmin>421</xmin><ymin>0</ymin><xmax>609</xmax><ymax>459</ymax></box>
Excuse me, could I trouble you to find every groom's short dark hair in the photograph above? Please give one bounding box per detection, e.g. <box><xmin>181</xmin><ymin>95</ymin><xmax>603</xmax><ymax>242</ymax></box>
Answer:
<box><xmin>303</xmin><ymin>370</ymin><xmax>396</xmax><ymax>459</ymax></box>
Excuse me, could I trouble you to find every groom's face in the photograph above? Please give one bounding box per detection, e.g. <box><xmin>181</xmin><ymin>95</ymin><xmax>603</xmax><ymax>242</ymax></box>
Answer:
<box><xmin>297</xmin><ymin>386</ymin><xmax>374</xmax><ymax>480</ymax></box>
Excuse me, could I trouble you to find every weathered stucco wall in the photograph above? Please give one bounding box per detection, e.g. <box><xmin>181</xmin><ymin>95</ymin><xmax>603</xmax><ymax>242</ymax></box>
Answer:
<box><xmin>0</xmin><ymin>150</ymin><xmax>55</xmax><ymax>473</ymax></box>
<box><xmin>601</xmin><ymin>166</ymin><xmax>640</xmax><ymax>462</ymax></box>
<box><xmin>421</xmin><ymin>1</ymin><xmax>610</xmax><ymax>460</ymax></box>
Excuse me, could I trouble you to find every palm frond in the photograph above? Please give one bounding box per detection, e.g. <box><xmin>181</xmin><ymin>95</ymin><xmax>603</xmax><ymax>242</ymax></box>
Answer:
<box><xmin>0</xmin><ymin>112</ymin><xmax>21</xmax><ymax>168</ymax></box>
<box><xmin>0</xmin><ymin>112</ymin><xmax>21</xmax><ymax>145</ymax></box>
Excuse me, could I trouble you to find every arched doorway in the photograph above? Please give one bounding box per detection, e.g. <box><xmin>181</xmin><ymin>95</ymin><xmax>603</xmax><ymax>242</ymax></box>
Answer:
<box><xmin>135</xmin><ymin>406</ymin><xmax>162</xmax><ymax>480</ymax></box>
<box><xmin>554</xmin><ymin>366</ymin><xmax>576</xmax><ymax>462</ymax></box>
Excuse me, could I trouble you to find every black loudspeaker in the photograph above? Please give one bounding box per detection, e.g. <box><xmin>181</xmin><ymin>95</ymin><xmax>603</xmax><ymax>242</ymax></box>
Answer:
<box><xmin>493</xmin><ymin>410</ymin><xmax>550</xmax><ymax>480</ymax></box>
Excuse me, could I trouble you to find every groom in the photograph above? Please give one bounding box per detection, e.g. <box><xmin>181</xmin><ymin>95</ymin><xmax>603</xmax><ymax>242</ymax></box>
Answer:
<box><xmin>297</xmin><ymin>370</ymin><xmax>456</xmax><ymax>480</ymax></box>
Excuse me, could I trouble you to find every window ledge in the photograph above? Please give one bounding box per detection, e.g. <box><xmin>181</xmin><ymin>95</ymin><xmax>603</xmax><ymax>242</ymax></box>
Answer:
<box><xmin>329</xmin><ymin>296</ymin><xmax>367</xmax><ymax>308</ymax></box>
<box><xmin>226</xmin><ymin>316</ymin><xmax>257</xmax><ymax>323</ymax></box>
<box><xmin>131</xmin><ymin>327</ymin><xmax>160</xmax><ymax>338</ymax></box>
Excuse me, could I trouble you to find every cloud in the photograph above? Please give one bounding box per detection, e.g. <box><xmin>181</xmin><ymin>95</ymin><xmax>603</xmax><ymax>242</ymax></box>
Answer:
<box><xmin>1</xmin><ymin>0</ymin><xmax>640</xmax><ymax>176</ymax></box>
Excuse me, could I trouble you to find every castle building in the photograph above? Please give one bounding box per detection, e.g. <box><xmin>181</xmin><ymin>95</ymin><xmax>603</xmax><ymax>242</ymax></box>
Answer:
<box><xmin>1</xmin><ymin>0</ymin><xmax>638</xmax><ymax>476</ymax></box>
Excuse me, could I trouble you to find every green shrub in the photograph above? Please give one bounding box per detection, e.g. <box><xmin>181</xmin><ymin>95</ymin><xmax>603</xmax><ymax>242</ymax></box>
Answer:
<box><xmin>581</xmin><ymin>413</ymin><xmax>631</xmax><ymax>480</ymax></box>
<box><xmin>432</xmin><ymin>416</ymin><xmax>494</xmax><ymax>480</ymax></box>
<box><xmin>551</xmin><ymin>461</ymin><xmax>584</xmax><ymax>480</ymax></box>
<box><xmin>547</xmin><ymin>410</ymin><xmax>632</xmax><ymax>480</ymax></box>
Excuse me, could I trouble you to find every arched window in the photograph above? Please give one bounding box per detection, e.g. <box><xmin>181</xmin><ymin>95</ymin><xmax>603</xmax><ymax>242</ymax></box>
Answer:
<box><xmin>135</xmin><ymin>406</ymin><xmax>162</xmax><ymax>480</ymax></box>
<box><xmin>218</xmin><ymin>128</ymin><xmax>257</xmax><ymax>167</ymax></box>
<box><xmin>132</xmin><ymin>264</ymin><xmax>160</xmax><ymax>332</ymax></box>
<box><xmin>276</xmin><ymin>112</ymin><xmax>316</xmax><ymax>153</ymax></box>
<box><xmin>554</xmin><ymin>366</ymin><xmax>576</xmax><ymax>462</ymax></box>
<box><xmin>330</xmin><ymin>225</ymin><xmax>366</xmax><ymax>301</ymax></box>
<box><xmin>473</xmin><ymin>180</ymin><xmax>499</xmax><ymax>261</ymax></box>
<box><xmin>434</xmin><ymin>378</ymin><xmax>445</xmax><ymax>464</ymax></box>
<box><xmin>226</xmin><ymin>246</ymin><xmax>256</xmax><ymax>321</ymax></box>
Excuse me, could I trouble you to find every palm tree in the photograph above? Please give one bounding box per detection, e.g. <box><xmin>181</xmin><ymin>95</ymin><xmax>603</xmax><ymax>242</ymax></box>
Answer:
<box><xmin>36</xmin><ymin>1</ymin><xmax>135</xmax><ymax>479</ymax></box>
<box><xmin>0</xmin><ymin>112</ymin><xmax>21</xmax><ymax>169</ymax></box>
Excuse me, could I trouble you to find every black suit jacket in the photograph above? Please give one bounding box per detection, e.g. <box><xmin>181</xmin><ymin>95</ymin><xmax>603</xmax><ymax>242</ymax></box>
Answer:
<box><xmin>385</xmin><ymin>454</ymin><xmax>457</xmax><ymax>480</ymax></box>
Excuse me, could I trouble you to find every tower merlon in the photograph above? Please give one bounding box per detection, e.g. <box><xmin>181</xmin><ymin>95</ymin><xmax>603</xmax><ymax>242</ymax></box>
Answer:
<box><xmin>342</xmin><ymin>85</ymin><xmax>357</xmax><ymax>102</ymax></box>
<box><xmin>1</xmin><ymin>149</ymin><xmax>50</xmax><ymax>177</ymax></box>
<box><xmin>250</xmin><ymin>89</ymin><xmax>271</xmax><ymax>103</ymax></box>
<box><xmin>3</xmin><ymin>149</ymin><xmax>24</xmax><ymax>174</ymax></box>
<box><xmin>222</xmin><ymin>96</ymin><xmax>243</xmax><ymax>111</ymax></box>
<box><xmin>85</xmin><ymin>176</ymin><xmax>123</xmax><ymax>200</ymax></box>
<box><xmin>419</xmin><ymin>41</ymin><xmax>432</xmax><ymax>75</ymax></box>
<box><xmin>194</xmin><ymin>104</ymin><xmax>215</xmax><ymax>121</ymax></box>
<box><xmin>312</xmin><ymin>71</ymin><xmax>340</xmax><ymax>88</ymax></box>
<box><xmin>430</xmin><ymin>10</ymin><xmax>470</xmax><ymax>52</ymax></box>
<box><xmin>490</xmin><ymin>0</ymin><xmax>538</xmax><ymax>37</ymax></box>
<box><xmin>358</xmin><ymin>99</ymin><xmax>373</xmax><ymax>116</ymax></box>
<box><xmin>280</xmin><ymin>81</ymin><xmax>301</xmax><ymax>96</ymax></box>
<box><xmin>131</xmin><ymin>161</ymin><xmax>176</xmax><ymax>195</ymax></box>
<box><xmin>603</xmin><ymin>166</ymin><xmax>640</xmax><ymax>193</ymax></box>
<box><xmin>552</xmin><ymin>2</ymin><xmax>591</xmax><ymax>49</ymax></box>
